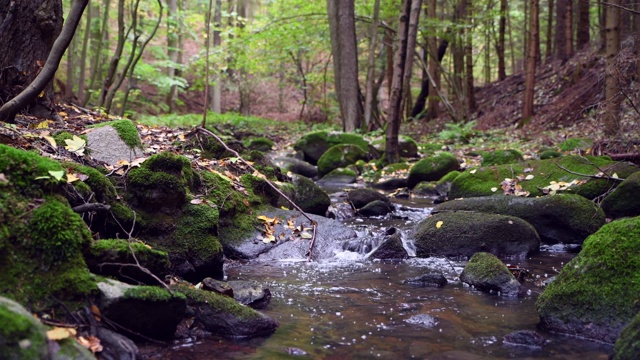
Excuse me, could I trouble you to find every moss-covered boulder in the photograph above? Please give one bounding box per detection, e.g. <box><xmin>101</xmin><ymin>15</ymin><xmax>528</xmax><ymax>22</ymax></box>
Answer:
<box><xmin>460</xmin><ymin>252</ymin><xmax>522</xmax><ymax>297</ymax></box>
<box><xmin>317</xmin><ymin>144</ymin><xmax>369</xmax><ymax>177</ymax></box>
<box><xmin>246</xmin><ymin>137</ymin><xmax>274</xmax><ymax>152</ymax></box>
<box><xmin>411</xmin><ymin>211</ymin><xmax>540</xmax><ymax>259</ymax></box>
<box><xmin>450</xmin><ymin>156</ymin><xmax>639</xmax><ymax>199</ymax></box>
<box><xmin>174</xmin><ymin>284</ymin><xmax>279</xmax><ymax>338</ymax></box>
<box><xmin>560</xmin><ymin>137</ymin><xmax>593</xmax><ymax>152</ymax></box>
<box><xmin>86</xmin><ymin>119</ymin><xmax>144</xmax><ymax>165</ymax></box>
<box><xmin>601</xmin><ymin>171</ymin><xmax>640</xmax><ymax>219</ymax></box>
<box><xmin>294</xmin><ymin>131</ymin><xmax>370</xmax><ymax>165</ymax></box>
<box><xmin>399</xmin><ymin>135</ymin><xmax>420</xmax><ymax>158</ymax></box>
<box><xmin>434</xmin><ymin>194</ymin><xmax>605</xmax><ymax>244</ymax></box>
<box><xmin>481</xmin><ymin>149</ymin><xmax>524</xmax><ymax>166</ymax></box>
<box><xmin>318</xmin><ymin>167</ymin><xmax>358</xmax><ymax>184</ymax></box>
<box><xmin>347</xmin><ymin>188</ymin><xmax>391</xmax><ymax>209</ymax></box>
<box><xmin>536</xmin><ymin>216</ymin><xmax>640</xmax><ymax>343</ymax></box>
<box><xmin>85</xmin><ymin>239</ymin><xmax>171</xmax><ymax>285</ymax></box>
<box><xmin>127</xmin><ymin>151</ymin><xmax>194</xmax><ymax>211</ymax></box>
<box><xmin>98</xmin><ymin>280</ymin><xmax>186</xmax><ymax>340</ymax></box>
<box><xmin>291</xmin><ymin>175</ymin><xmax>331</xmax><ymax>216</ymax></box>
<box><xmin>0</xmin><ymin>296</ymin><xmax>48</xmax><ymax>360</ymax></box>
<box><xmin>407</xmin><ymin>152</ymin><xmax>460</xmax><ymax>189</ymax></box>
<box><xmin>613</xmin><ymin>312</ymin><xmax>640</xmax><ymax>360</ymax></box>
<box><xmin>539</xmin><ymin>149</ymin><xmax>562</xmax><ymax>160</ymax></box>
<box><xmin>272</xmin><ymin>156</ymin><xmax>318</xmax><ymax>178</ymax></box>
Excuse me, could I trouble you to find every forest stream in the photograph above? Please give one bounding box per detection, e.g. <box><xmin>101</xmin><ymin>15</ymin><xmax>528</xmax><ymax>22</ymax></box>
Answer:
<box><xmin>141</xmin><ymin>193</ymin><xmax>613</xmax><ymax>360</ymax></box>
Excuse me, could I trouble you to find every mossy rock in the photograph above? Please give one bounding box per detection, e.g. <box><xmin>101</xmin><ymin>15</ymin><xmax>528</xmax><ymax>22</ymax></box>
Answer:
<box><xmin>411</xmin><ymin>211</ymin><xmax>540</xmax><ymax>259</ymax></box>
<box><xmin>318</xmin><ymin>167</ymin><xmax>358</xmax><ymax>184</ymax></box>
<box><xmin>436</xmin><ymin>170</ymin><xmax>461</xmax><ymax>185</ymax></box>
<box><xmin>246</xmin><ymin>137</ymin><xmax>274</xmax><ymax>152</ymax></box>
<box><xmin>434</xmin><ymin>194</ymin><xmax>605</xmax><ymax>244</ymax></box>
<box><xmin>601</xmin><ymin>171</ymin><xmax>640</xmax><ymax>219</ymax></box>
<box><xmin>450</xmin><ymin>156</ymin><xmax>639</xmax><ymax>199</ymax></box>
<box><xmin>127</xmin><ymin>151</ymin><xmax>194</xmax><ymax>211</ymax></box>
<box><xmin>0</xmin><ymin>144</ymin><xmax>64</xmax><ymax>197</ymax></box>
<box><xmin>419</xmin><ymin>143</ymin><xmax>444</xmax><ymax>156</ymax></box>
<box><xmin>88</xmin><ymin>119</ymin><xmax>142</xmax><ymax>149</ymax></box>
<box><xmin>375</xmin><ymin>135</ymin><xmax>419</xmax><ymax>158</ymax></box>
<box><xmin>291</xmin><ymin>175</ymin><xmax>331</xmax><ymax>215</ymax></box>
<box><xmin>460</xmin><ymin>252</ymin><xmax>521</xmax><ymax>297</ymax></box>
<box><xmin>173</xmin><ymin>284</ymin><xmax>279</xmax><ymax>338</ymax></box>
<box><xmin>347</xmin><ymin>188</ymin><xmax>391</xmax><ymax>209</ymax></box>
<box><xmin>539</xmin><ymin>149</ymin><xmax>562</xmax><ymax>160</ymax></box>
<box><xmin>294</xmin><ymin>131</ymin><xmax>370</xmax><ymax>165</ymax></box>
<box><xmin>407</xmin><ymin>152</ymin><xmax>460</xmax><ymax>188</ymax></box>
<box><xmin>85</xmin><ymin>239</ymin><xmax>170</xmax><ymax>285</ymax></box>
<box><xmin>317</xmin><ymin>144</ymin><xmax>369</xmax><ymax>177</ymax></box>
<box><xmin>481</xmin><ymin>149</ymin><xmax>524</xmax><ymax>166</ymax></box>
<box><xmin>560</xmin><ymin>137</ymin><xmax>593</xmax><ymax>152</ymax></box>
<box><xmin>0</xmin><ymin>296</ymin><xmax>48</xmax><ymax>360</ymax></box>
<box><xmin>613</xmin><ymin>312</ymin><xmax>640</xmax><ymax>360</ymax></box>
<box><xmin>536</xmin><ymin>216</ymin><xmax>640</xmax><ymax>343</ymax></box>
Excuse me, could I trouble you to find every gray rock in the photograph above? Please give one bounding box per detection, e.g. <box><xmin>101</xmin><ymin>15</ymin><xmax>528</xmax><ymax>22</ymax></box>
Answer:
<box><xmin>272</xmin><ymin>157</ymin><xmax>318</xmax><ymax>178</ymax></box>
<box><xmin>326</xmin><ymin>202</ymin><xmax>356</xmax><ymax>220</ymax></box>
<box><xmin>0</xmin><ymin>296</ymin><xmax>48</xmax><ymax>360</ymax></box>
<box><xmin>223</xmin><ymin>207</ymin><xmax>357</xmax><ymax>261</ymax></box>
<box><xmin>412</xmin><ymin>211</ymin><xmax>540</xmax><ymax>259</ymax></box>
<box><xmin>291</xmin><ymin>175</ymin><xmax>331</xmax><ymax>216</ymax></box>
<box><xmin>404</xmin><ymin>273</ymin><xmax>448</xmax><ymax>288</ymax></box>
<box><xmin>228</xmin><ymin>280</ymin><xmax>271</xmax><ymax>309</ymax></box>
<box><xmin>460</xmin><ymin>252</ymin><xmax>521</xmax><ymax>297</ymax></box>
<box><xmin>372</xmin><ymin>177</ymin><xmax>408</xmax><ymax>190</ymax></box>
<box><xmin>434</xmin><ymin>194</ymin><xmax>605</xmax><ymax>244</ymax></box>
<box><xmin>358</xmin><ymin>200</ymin><xmax>393</xmax><ymax>217</ymax></box>
<box><xmin>369</xmin><ymin>231</ymin><xmax>408</xmax><ymax>259</ymax></box>
<box><xmin>502</xmin><ymin>330</ymin><xmax>546</xmax><ymax>347</ymax></box>
<box><xmin>347</xmin><ymin>188</ymin><xmax>392</xmax><ymax>209</ymax></box>
<box><xmin>202</xmin><ymin>277</ymin><xmax>234</xmax><ymax>297</ymax></box>
<box><xmin>405</xmin><ymin>314</ymin><xmax>439</xmax><ymax>328</ymax></box>
<box><xmin>318</xmin><ymin>167</ymin><xmax>357</xmax><ymax>184</ymax></box>
<box><xmin>95</xmin><ymin>327</ymin><xmax>139</xmax><ymax>360</ymax></box>
<box><xmin>86</xmin><ymin>125</ymin><xmax>143</xmax><ymax>165</ymax></box>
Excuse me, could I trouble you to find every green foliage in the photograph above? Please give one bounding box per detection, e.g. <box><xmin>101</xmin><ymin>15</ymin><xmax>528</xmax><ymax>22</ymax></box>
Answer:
<box><xmin>438</xmin><ymin>120</ymin><xmax>478</xmax><ymax>144</ymax></box>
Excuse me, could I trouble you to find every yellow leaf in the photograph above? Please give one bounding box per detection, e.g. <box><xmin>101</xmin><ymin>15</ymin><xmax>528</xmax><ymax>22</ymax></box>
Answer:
<box><xmin>469</xmin><ymin>169</ymin><xmax>477</xmax><ymax>174</ymax></box>
<box><xmin>47</xmin><ymin>327</ymin><xmax>76</xmax><ymax>341</ymax></box>
<box><xmin>436</xmin><ymin>220</ymin><xmax>444</xmax><ymax>229</ymax></box>
<box><xmin>64</xmin><ymin>135</ymin><xmax>86</xmax><ymax>156</ymax></box>
<box><xmin>257</xmin><ymin>215</ymin><xmax>275</xmax><ymax>222</ymax></box>
<box><xmin>281</xmin><ymin>206</ymin><xmax>289</xmax><ymax>210</ymax></box>
<box><xmin>300</xmin><ymin>231</ymin><xmax>313</xmax><ymax>239</ymax></box>
<box><xmin>42</xmin><ymin>135</ymin><xmax>57</xmax><ymax>148</ymax></box>
<box><xmin>525</xmin><ymin>174</ymin><xmax>534</xmax><ymax>180</ymax></box>
<box><xmin>66</xmin><ymin>172</ymin><xmax>80</xmax><ymax>183</ymax></box>
<box><xmin>35</xmin><ymin>120</ymin><xmax>50</xmax><ymax>129</ymax></box>
<box><xmin>612</xmin><ymin>173</ymin><xmax>619</xmax><ymax>179</ymax></box>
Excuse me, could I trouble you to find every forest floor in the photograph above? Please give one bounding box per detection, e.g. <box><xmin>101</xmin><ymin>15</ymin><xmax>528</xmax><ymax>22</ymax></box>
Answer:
<box><xmin>2</xmin><ymin>45</ymin><xmax>639</xmax><ymax>164</ymax></box>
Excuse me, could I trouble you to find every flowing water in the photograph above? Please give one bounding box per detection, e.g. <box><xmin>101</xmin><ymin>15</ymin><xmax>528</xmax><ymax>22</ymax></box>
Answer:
<box><xmin>143</xmin><ymin>194</ymin><xmax>613</xmax><ymax>360</ymax></box>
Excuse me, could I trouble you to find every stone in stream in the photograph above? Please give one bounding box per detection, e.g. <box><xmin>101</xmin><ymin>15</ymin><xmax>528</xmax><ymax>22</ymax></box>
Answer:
<box><xmin>272</xmin><ymin>156</ymin><xmax>318</xmax><ymax>178</ymax></box>
<box><xmin>403</xmin><ymin>273</ymin><xmax>448</xmax><ymax>288</ymax></box>
<box><xmin>405</xmin><ymin>313</ymin><xmax>439</xmax><ymax>328</ymax></box>
<box><xmin>601</xmin><ymin>171</ymin><xmax>640</xmax><ymax>219</ymax></box>
<box><xmin>227</xmin><ymin>280</ymin><xmax>271</xmax><ymax>309</ymax></box>
<box><xmin>460</xmin><ymin>252</ymin><xmax>522</xmax><ymax>297</ymax></box>
<box><xmin>368</xmin><ymin>228</ymin><xmax>409</xmax><ymax>259</ymax></box>
<box><xmin>412</xmin><ymin>211</ymin><xmax>540</xmax><ymax>259</ymax></box>
<box><xmin>502</xmin><ymin>330</ymin><xmax>546</xmax><ymax>347</ymax></box>
<box><xmin>347</xmin><ymin>188</ymin><xmax>394</xmax><ymax>216</ymax></box>
<box><xmin>201</xmin><ymin>277</ymin><xmax>234</xmax><ymax>298</ymax></box>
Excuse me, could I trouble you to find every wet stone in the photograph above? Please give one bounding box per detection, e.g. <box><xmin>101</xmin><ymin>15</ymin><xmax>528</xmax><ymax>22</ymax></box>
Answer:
<box><xmin>228</xmin><ymin>280</ymin><xmax>272</xmax><ymax>309</ymax></box>
<box><xmin>405</xmin><ymin>314</ymin><xmax>439</xmax><ymax>328</ymax></box>
<box><xmin>201</xmin><ymin>277</ymin><xmax>234</xmax><ymax>298</ymax></box>
<box><xmin>502</xmin><ymin>330</ymin><xmax>546</xmax><ymax>347</ymax></box>
<box><xmin>403</xmin><ymin>273</ymin><xmax>448</xmax><ymax>288</ymax></box>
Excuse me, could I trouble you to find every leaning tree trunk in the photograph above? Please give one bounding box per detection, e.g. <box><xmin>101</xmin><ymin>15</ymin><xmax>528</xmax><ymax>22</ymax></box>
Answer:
<box><xmin>0</xmin><ymin>0</ymin><xmax>89</xmax><ymax>122</ymax></box>
<box><xmin>0</xmin><ymin>0</ymin><xmax>63</xmax><ymax>121</ymax></box>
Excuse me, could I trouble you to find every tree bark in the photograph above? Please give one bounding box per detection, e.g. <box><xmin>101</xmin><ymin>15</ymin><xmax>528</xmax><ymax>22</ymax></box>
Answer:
<box><xmin>497</xmin><ymin>0</ymin><xmax>507</xmax><ymax>80</ymax></box>
<box><xmin>97</xmin><ymin>0</ymin><xmax>126</xmax><ymax>110</ymax></box>
<box><xmin>0</xmin><ymin>0</ymin><xmax>88</xmax><ymax>122</ymax></box>
<box><xmin>522</xmin><ymin>0</ymin><xmax>539</xmax><ymax>121</ymax></box>
<box><xmin>327</xmin><ymin>0</ymin><xmax>363</xmax><ymax>132</ymax></box>
<box><xmin>546</xmin><ymin>0</ymin><xmax>553</xmax><ymax>60</ymax></box>
<box><xmin>0</xmin><ymin>0</ymin><xmax>63</xmax><ymax>121</ymax></box>
<box><xmin>426</xmin><ymin>0</ymin><xmax>440</xmax><ymax>119</ymax></box>
<box><xmin>465</xmin><ymin>0</ymin><xmax>476</xmax><ymax>113</ymax></box>
<box><xmin>576</xmin><ymin>0</ymin><xmax>590</xmax><ymax>50</ymax></box>
<box><xmin>83</xmin><ymin>0</ymin><xmax>110</xmax><ymax>106</ymax></box>
<box><xmin>555</xmin><ymin>0</ymin><xmax>567</xmax><ymax>62</ymax></box>
<box><xmin>77</xmin><ymin>7</ymin><xmax>91</xmax><ymax>102</ymax></box>
<box><xmin>604</xmin><ymin>0</ymin><xmax>621</xmax><ymax>136</ymax></box>
<box><xmin>166</xmin><ymin>0</ymin><xmax>179</xmax><ymax>112</ymax></box>
<box><xmin>564</xmin><ymin>0</ymin><xmax>573</xmax><ymax>59</ymax></box>
<box><xmin>211</xmin><ymin>0</ymin><xmax>222</xmax><ymax>113</ymax></box>
<box><xmin>363</xmin><ymin>0</ymin><xmax>380</xmax><ymax>130</ymax></box>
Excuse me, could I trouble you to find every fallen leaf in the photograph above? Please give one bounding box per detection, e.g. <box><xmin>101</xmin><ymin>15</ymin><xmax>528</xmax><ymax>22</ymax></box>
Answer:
<box><xmin>299</xmin><ymin>231</ymin><xmax>313</xmax><ymax>239</ymax></box>
<box><xmin>42</xmin><ymin>135</ymin><xmax>57</xmax><ymax>148</ymax></box>
<box><xmin>64</xmin><ymin>135</ymin><xmax>86</xmax><ymax>156</ymax></box>
<box><xmin>77</xmin><ymin>336</ymin><xmax>103</xmax><ymax>353</ymax></box>
<box><xmin>525</xmin><ymin>174</ymin><xmax>535</xmax><ymax>180</ymax></box>
<box><xmin>46</xmin><ymin>327</ymin><xmax>76</xmax><ymax>341</ymax></box>
<box><xmin>436</xmin><ymin>220</ymin><xmax>444</xmax><ymax>229</ymax></box>
<box><xmin>49</xmin><ymin>170</ymin><xmax>65</xmax><ymax>182</ymax></box>
<box><xmin>191</xmin><ymin>199</ymin><xmax>204</xmax><ymax>205</ymax></box>
<box><xmin>66</xmin><ymin>172</ymin><xmax>80</xmax><ymax>183</ymax></box>
<box><xmin>491</xmin><ymin>187</ymin><xmax>498</xmax><ymax>192</ymax></box>
<box><xmin>469</xmin><ymin>169</ymin><xmax>477</xmax><ymax>174</ymax></box>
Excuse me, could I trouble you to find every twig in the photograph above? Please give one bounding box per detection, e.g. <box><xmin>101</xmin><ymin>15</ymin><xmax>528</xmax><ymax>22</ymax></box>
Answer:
<box><xmin>72</xmin><ymin>203</ymin><xmax>111</xmax><ymax>213</ymax></box>
<box><xmin>555</xmin><ymin>164</ymin><xmax>624</xmax><ymax>182</ymax></box>
<box><xmin>194</xmin><ymin>126</ymin><xmax>319</xmax><ymax>261</ymax></box>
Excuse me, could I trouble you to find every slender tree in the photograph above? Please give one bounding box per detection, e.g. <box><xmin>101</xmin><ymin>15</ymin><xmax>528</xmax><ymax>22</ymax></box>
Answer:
<box><xmin>363</xmin><ymin>0</ymin><xmax>381</xmax><ymax>130</ymax></box>
<box><xmin>426</xmin><ymin>0</ymin><xmax>440</xmax><ymax>119</ymax></box>
<box><xmin>497</xmin><ymin>0</ymin><xmax>507</xmax><ymax>80</ymax></box>
<box><xmin>327</xmin><ymin>0</ymin><xmax>362</xmax><ymax>132</ymax></box>
<box><xmin>522</xmin><ymin>0</ymin><xmax>539</xmax><ymax>121</ymax></box>
<box><xmin>604</xmin><ymin>1</ymin><xmax>621</xmax><ymax>136</ymax></box>
<box><xmin>576</xmin><ymin>0</ymin><xmax>590</xmax><ymax>50</ymax></box>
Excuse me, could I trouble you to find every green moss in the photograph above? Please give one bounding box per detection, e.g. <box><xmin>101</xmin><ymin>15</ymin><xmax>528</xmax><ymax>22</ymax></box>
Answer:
<box><xmin>601</xmin><ymin>171</ymin><xmax>640</xmax><ymax>219</ymax></box>
<box><xmin>29</xmin><ymin>198</ymin><xmax>92</xmax><ymax>265</ymax></box>
<box><xmin>218</xmin><ymin>210</ymin><xmax>261</xmax><ymax>246</ymax></box>
<box><xmin>437</xmin><ymin>170</ymin><xmax>461</xmax><ymax>184</ymax></box>
<box><xmin>89</xmin><ymin>120</ymin><xmax>142</xmax><ymax>149</ymax></box>
<box><xmin>128</xmin><ymin>152</ymin><xmax>194</xmax><ymax>209</ymax></box>
<box><xmin>63</xmin><ymin>162</ymin><xmax>118</xmax><ymax>203</ymax></box>
<box><xmin>0</xmin><ymin>301</ymin><xmax>47</xmax><ymax>360</ymax></box>
<box><xmin>240</xmin><ymin>174</ymin><xmax>279</xmax><ymax>205</ymax></box>
<box><xmin>317</xmin><ymin>144</ymin><xmax>369</xmax><ymax>177</ymax></box>
<box><xmin>246</xmin><ymin>137</ymin><xmax>274</xmax><ymax>151</ymax></box>
<box><xmin>419</xmin><ymin>143</ymin><xmax>445</xmax><ymax>155</ymax></box>
<box><xmin>407</xmin><ymin>152</ymin><xmax>460</xmax><ymax>188</ymax></box>
<box><xmin>481</xmin><ymin>149</ymin><xmax>524</xmax><ymax>166</ymax></box>
<box><xmin>613</xmin><ymin>312</ymin><xmax>640</xmax><ymax>360</ymax></box>
<box><xmin>327</xmin><ymin>132</ymin><xmax>369</xmax><ymax>150</ymax></box>
<box><xmin>52</xmin><ymin>131</ymin><xmax>87</xmax><ymax>146</ymax></box>
<box><xmin>89</xmin><ymin>239</ymin><xmax>169</xmax><ymax>271</ymax></box>
<box><xmin>0</xmin><ymin>144</ymin><xmax>64</xmax><ymax>196</ymax></box>
<box><xmin>450</xmin><ymin>155</ymin><xmax>638</xmax><ymax>199</ymax></box>
<box><xmin>124</xmin><ymin>285</ymin><xmax>185</xmax><ymax>302</ymax></box>
<box><xmin>536</xmin><ymin>217</ymin><xmax>640</xmax><ymax>329</ymax></box>
<box><xmin>539</xmin><ymin>150</ymin><xmax>562</xmax><ymax>160</ymax></box>
<box><xmin>173</xmin><ymin>204</ymin><xmax>222</xmax><ymax>260</ymax></box>
<box><xmin>560</xmin><ymin>137</ymin><xmax>593</xmax><ymax>151</ymax></box>
<box><xmin>463</xmin><ymin>252</ymin><xmax>513</xmax><ymax>281</ymax></box>
<box><xmin>382</xmin><ymin>162</ymin><xmax>411</xmax><ymax>174</ymax></box>
<box><xmin>174</xmin><ymin>284</ymin><xmax>261</xmax><ymax>321</ymax></box>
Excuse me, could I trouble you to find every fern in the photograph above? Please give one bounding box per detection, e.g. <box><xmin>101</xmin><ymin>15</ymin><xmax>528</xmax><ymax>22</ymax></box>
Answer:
<box><xmin>438</xmin><ymin>120</ymin><xmax>478</xmax><ymax>144</ymax></box>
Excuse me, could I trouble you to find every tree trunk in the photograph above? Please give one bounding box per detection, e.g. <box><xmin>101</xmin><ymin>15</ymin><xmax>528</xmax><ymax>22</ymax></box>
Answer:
<box><xmin>604</xmin><ymin>0</ymin><xmax>621</xmax><ymax>136</ymax></box>
<box><xmin>576</xmin><ymin>0</ymin><xmax>590</xmax><ymax>50</ymax></box>
<box><xmin>166</xmin><ymin>0</ymin><xmax>179</xmax><ymax>112</ymax></box>
<box><xmin>555</xmin><ymin>0</ymin><xmax>567</xmax><ymax>62</ymax></box>
<box><xmin>522</xmin><ymin>0</ymin><xmax>539</xmax><ymax>121</ymax></box>
<box><xmin>564</xmin><ymin>0</ymin><xmax>573</xmax><ymax>59</ymax></box>
<box><xmin>497</xmin><ymin>0</ymin><xmax>507</xmax><ymax>80</ymax></box>
<box><xmin>363</xmin><ymin>0</ymin><xmax>380</xmax><ymax>130</ymax></box>
<box><xmin>0</xmin><ymin>0</ymin><xmax>63</xmax><ymax>121</ymax></box>
<box><xmin>400</xmin><ymin>0</ymin><xmax>422</xmax><ymax>117</ymax></box>
<box><xmin>0</xmin><ymin>0</ymin><xmax>89</xmax><ymax>122</ymax></box>
<box><xmin>65</xmin><ymin>27</ymin><xmax>77</xmax><ymax>100</ymax></box>
<box><xmin>83</xmin><ymin>0</ymin><xmax>110</xmax><ymax>106</ymax></box>
<box><xmin>465</xmin><ymin>0</ymin><xmax>476</xmax><ymax>113</ymax></box>
<box><xmin>546</xmin><ymin>0</ymin><xmax>554</xmax><ymax>60</ymax></box>
<box><xmin>327</xmin><ymin>0</ymin><xmax>363</xmax><ymax>132</ymax></box>
<box><xmin>97</xmin><ymin>0</ymin><xmax>126</xmax><ymax>110</ymax></box>
<box><xmin>77</xmin><ymin>7</ymin><xmax>91</xmax><ymax>102</ymax></box>
<box><xmin>635</xmin><ymin>0</ymin><xmax>640</xmax><ymax>79</ymax></box>
<box><xmin>426</xmin><ymin>0</ymin><xmax>440</xmax><ymax>119</ymax></box>
<box><xmin>385</xmin><ymin>0</ymin><xmax>421</xmax><ymax>164</ymax></box>
<box><xmin>211</xmin><ymin>0</ymin><xmax>222</xmax><ymax>113</ymax></box>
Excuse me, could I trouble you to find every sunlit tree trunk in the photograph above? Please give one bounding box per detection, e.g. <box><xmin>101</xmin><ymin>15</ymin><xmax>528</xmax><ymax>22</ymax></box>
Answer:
<box><xmin>327</xmin><ymin>0</ymin><xmax>362</xmax><ymax>132</ymax></box>
<box><xmin>363</xmin><ymin>0</ymin><xmax>380</xmax><ymax>130</ymax></box>
<box><xmin>77</xmin><ymin>7</ymin><xmax>91</xmax><ymax>102</ymax></box>
<box><xmin>97</xmin><ymin>0</ymin><xmax>125</xmax><ymax>110</ymax></box>
<box><xmin>84</xmin><ymin>0</ymin><xmax>110</xmax><ymax>106</ymax></box>
<box><xmin>166</xmin><ymin>0</ymin><xmax>179</xmax><ymax>112</ymax></box>
<box><xmin>211</xmin><ymin>0</ymin><xmax>222</xmax><ymax>113</ymax></box>
<box><xmin>522</xmin><ymin>0</ymin><xmax>539</xmax><ymax>121</ymax></box>
<box><xmin>604</xmin><ymin>0</ymin><xmax>621</xmax><ymax>136</ymax></box>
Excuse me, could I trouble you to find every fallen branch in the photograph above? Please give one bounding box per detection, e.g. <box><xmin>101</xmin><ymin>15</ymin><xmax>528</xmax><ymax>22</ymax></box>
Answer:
<box><xmin>72</xmin><ymin>203</ymin><xmax>111</xmax><ymax>213</ymax></box>
<box><xmin>193</xmin><ymin>126</ymin><xmax>319</xmax><ymax>261</ymax></box>
<box><xmin>555</xmin><ymin>164</ymin><xmax>624</xmax><ymax>182</ymax></box>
